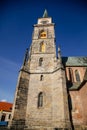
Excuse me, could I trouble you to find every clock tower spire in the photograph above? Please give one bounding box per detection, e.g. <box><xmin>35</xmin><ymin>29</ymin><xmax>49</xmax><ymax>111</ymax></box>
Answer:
<box><xmin>9</xmin><ymin>10</ymin><xmax>71</xmax><ymax>130</ymax></box>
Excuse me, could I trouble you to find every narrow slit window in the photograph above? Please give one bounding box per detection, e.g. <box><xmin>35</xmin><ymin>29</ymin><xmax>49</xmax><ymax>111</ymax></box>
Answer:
<box><xmin>38</xmin><ymin>92</ymin><xmax>43</xmax><ymax>107</ymax></box>
<box><xmin>40</xmin><ymin>75</ymin><xmax>44</xmax><ymax>81</ymax></box>
<box><xmin>39</xmin><ymin>58</ymin><xmax>43</xmax><ymax>66</ymax></box>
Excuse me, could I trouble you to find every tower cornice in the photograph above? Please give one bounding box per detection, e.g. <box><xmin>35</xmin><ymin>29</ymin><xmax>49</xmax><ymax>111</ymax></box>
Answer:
<box><xmin>33</xmin><ymin>23</ymin><xmax>55</xmax><ymax>27</ymax></box>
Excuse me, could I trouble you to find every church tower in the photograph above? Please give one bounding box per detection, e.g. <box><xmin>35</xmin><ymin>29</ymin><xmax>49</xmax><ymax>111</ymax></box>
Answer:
<box><xmin>9</xmin><ymin>10</ymin><xmax>71</xmax><ymax>130</ymax></box>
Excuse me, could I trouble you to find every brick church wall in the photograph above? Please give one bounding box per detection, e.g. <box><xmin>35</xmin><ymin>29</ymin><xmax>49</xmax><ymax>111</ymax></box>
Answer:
<box><xmin>65</xmin><ymin>66</ymin><xmax>87</xmax><ymax>128</ymax></box>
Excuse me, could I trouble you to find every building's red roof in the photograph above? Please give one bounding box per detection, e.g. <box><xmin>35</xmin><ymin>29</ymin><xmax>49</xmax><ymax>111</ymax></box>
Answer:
<box><xmin>0</xmin><ymin>102</ymin><xmax>13</xmax><ymax>112</ymax></box>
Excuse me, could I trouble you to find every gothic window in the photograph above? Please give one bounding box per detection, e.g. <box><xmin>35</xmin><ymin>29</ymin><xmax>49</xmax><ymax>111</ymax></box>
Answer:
<box><xmin>40</xmin><ymin>75</ymin><xmax>44</xmax><ymax>81</ymax></box>
<box><xmin>75</xmin><ymin>70</ymin><xmax>81</xmax><ymax>82</ymax></box>
<box><xmin>40</xmin><ymin>42</ymin><xmax>45</xmax><ymax>52</ymax></box>
<box><xmin>68</xmin><ymin>68</ymin><xmax>74</xmax><ymax>82</ymax></box>
<box><xmin>39</xmin><ymin>30</ymin><xmax>47</xmax><ymax>39</ymax></box>
<box><xmin>38</xmin><ymin>92</ymin><xmax>43</xmax><ymax>107</ymax></box>
<box><xmin>39</xmin><ymin>58</ymin><xmax>43</xmax><ymax>66</ymax></box>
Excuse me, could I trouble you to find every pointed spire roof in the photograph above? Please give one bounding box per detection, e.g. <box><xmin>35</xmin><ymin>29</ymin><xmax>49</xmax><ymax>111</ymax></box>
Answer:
<box><xmin>58</xmin><ymin>45</ymin><xmax>62</xmax><ymax>64</ymax></box>
<box><xmin>58</xmin><ymin>45</ymin><xmax>61</xmax><ymax>58</ymax></box>
<box><xmin>58</xmin><ymin>45</ymin><xmax>61</xmax><ymax>53</ymax></box>
<box><xmin>43</xmin><ymin>9</ymin><xmax>48</xmax><ymax>18</ymax></box>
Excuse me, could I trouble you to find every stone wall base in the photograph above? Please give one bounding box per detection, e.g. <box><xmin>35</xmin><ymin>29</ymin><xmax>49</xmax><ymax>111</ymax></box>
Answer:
<box><xmin>24</xmin><ymin>126</ymin><xmax>72</xmax><ymax>130</ymax></box>
<box><xmin>74</xmin><ymin>125</ymin><xmax>87</xmax><ymax>130</ymax></box>
<box><xmin>24</xmin><ymin>128</ymin><xmax>71</xmax><ymax>130</ymax></box>
<box><xmin>6</xmin><ymin>125</ymin><xmax>87</xmax><ymax>130</ymax></box>
<box><xmin>8</xmin><ymin>119</ymin><xmax>25</xmax><ymax>130</ymax></box>
<box><xmin>7</xmin><ymin>121</ymin><xmax>87</xmax><ymax>130</ymax></box>
<box><xmin>8</xmin><ymin>119</ymin><xmax>72</xmax><ymax>130</ymax></box>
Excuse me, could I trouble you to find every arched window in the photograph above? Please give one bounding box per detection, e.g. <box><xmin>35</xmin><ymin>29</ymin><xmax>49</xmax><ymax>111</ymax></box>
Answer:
<box><xmin>39</xmin><ymin>58</ymin><xmax>43</xmax><ymax>66</ymax></box>
<box><xmin>8</xmin><ymin>114</ymin><xmax>11</xmax><ymax>119</ymax></box>
<box><xmin>40</xmin><ymin>75</ymin><xmax>44</xmax><ymax>81</ymax></box>
<box><xmin>39</xmin><ymin>30</ymin><xmax>47</xmax><ymax>39</ymax></box>
<box><xmin>1</xmin><ymin>114</ymin><xmax>6</xmax><ymax>121</ymax></box>
<box><xmin>68</xmin><ymin>68</ymin><xmax>74</xmax><ymax>82</ymax></box>
<box><xmin>75</xmin><ymin>70</ymin><xmax>81</xmax><ymax>82</ymax></box>
<box><xmin>40</xmin><ymin>42</ymin><xmax>45</xmax><ymax>52</ymax></box>
<box><xmin>38</xmin><ymin>92</ymin><xmax>43</xmax><ymax>107</ymax></box>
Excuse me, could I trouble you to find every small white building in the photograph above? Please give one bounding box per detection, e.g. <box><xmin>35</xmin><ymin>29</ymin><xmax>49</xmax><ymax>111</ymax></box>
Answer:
<box><xmin>0</xmin><ymin>101</ymin><xmax>12</xmax><ymax>124</ymax></box>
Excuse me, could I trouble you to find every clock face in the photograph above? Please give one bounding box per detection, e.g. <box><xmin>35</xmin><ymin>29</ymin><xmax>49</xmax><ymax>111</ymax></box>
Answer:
<box><xmin>38</xmin><ymin>18</ymin><xmax>51</xmax><ymax>24</ymax></box>
<box><xmin>40</xmin><ymin>20</ymin><xmax>49</xmax><ymax>24</ymax></box>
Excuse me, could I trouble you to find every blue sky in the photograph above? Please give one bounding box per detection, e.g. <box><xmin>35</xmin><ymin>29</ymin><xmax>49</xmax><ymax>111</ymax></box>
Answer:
<box><xmin>0</xmin><ymin>0</ymin><xmax>87</xmax><ymax>103</ymax></box>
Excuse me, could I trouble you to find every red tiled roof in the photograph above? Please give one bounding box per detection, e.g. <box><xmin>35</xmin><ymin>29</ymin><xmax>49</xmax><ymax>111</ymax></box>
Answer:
<box><xmin>0</xmin><ymin>102</ymin><xmax>13</xmax><ymax>112</ymax></box>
